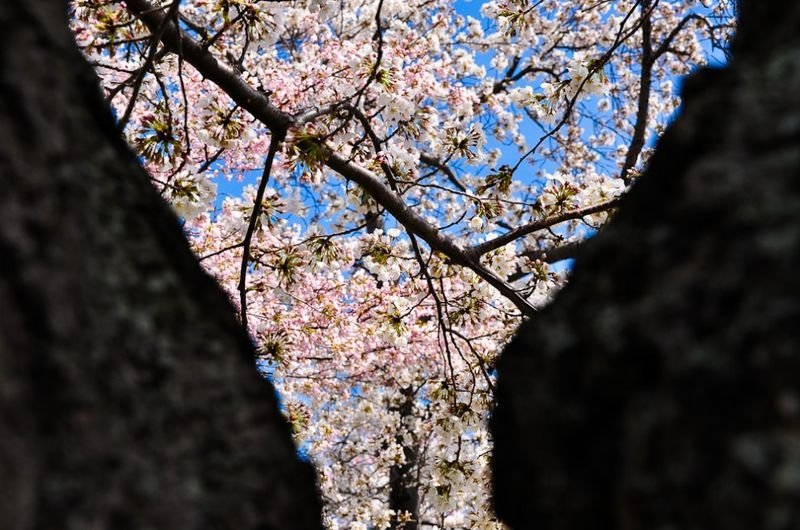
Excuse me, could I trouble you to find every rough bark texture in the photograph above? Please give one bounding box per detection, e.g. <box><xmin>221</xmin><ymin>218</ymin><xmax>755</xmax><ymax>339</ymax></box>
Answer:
<box><xmin>491</xmin><ymin>2</ymin><xmax>800</xmax><ymax>529</ymax></box>
<box><xmin>388</xmin><ymin>387</ymin><xmax>420</xmax><ymax>530</ymax></box>
<box><xmin>0</xmin><ymin>3</ymin><xmax>323</xmax><ymax>529</ymax></box>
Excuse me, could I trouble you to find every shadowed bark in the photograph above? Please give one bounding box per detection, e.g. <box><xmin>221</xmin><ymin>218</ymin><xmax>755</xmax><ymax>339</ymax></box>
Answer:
<box><xmin>388</xmin><ymin>387</ymin><xmax>420</xmax><ymax>530</ymax></box>
<box><xmin>491</xmin><ymin>1</ymin><xmax>800</xmax><ymax>529</ymax></box>
<box><xmin>0</xmin><ymin>3</ymin><xmax>323</xmax><ymax>529</ymax></box>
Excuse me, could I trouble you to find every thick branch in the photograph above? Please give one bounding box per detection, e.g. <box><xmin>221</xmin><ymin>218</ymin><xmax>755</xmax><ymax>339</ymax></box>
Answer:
<box><xmin>468</xmin><ymin>198</ymin><xmax>620</xmax><ymax>257</ymax></box>
<box><xmin>126</xmin><ymin>0</ymin><xmax>291</xmax><ymax>132</ymax></box>
<box><xmin>326</xmin><ymin>154</ymin><xmax>537</xmax><ymax>316</ymax></box>
<box><xmin>125</xmin><ymin>0</ymin><xmax>536</xmax><ymax>316</ymax></box>
<box><xmin>520</xmin><ymin>239</ymin><xmax>583</xmax><ymax>264</ymax></box>
<box><xmin>620</xmin><ymin>0</ymin><xmax>653</xmax><ymax>185</ymax></box>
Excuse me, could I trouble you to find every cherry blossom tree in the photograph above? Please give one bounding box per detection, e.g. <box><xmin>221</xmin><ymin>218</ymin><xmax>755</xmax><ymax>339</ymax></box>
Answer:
<box><xmin>69</xmin><ymin>0</ymin><xmax>734</xmax><ymax>528</ymax></box>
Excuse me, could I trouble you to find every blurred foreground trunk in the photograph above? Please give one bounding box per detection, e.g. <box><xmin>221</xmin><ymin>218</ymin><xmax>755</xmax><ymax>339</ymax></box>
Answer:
<box><xmin>491</xmin><ymin>2</ymin><xmax>800</xmax><ymax>529</ymax></box>
<box><xmin>0</xmin><ymin>3</ymin><xmax>322</xmax><ymax>529</ymax></box>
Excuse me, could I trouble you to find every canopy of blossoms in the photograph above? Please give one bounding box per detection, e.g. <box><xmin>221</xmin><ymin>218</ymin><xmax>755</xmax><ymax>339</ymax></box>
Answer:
<box><xmin>71</xmin><ymin>0</ymin><xmax>734</xmax><ymax>527</ymax></box>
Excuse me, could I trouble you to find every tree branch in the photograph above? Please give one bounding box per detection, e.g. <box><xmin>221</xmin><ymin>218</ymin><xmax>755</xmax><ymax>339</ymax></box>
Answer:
<box><xmin>467</xmin><ymin>198</ymin><xmax>620</xmax><ymax>257</ymax></box>
<box><xmin>419</xmin><ymin>153</ymin><xmax>467</xmax><ymax>192</ymax></box>
<box><xmin>620</xmin><ymin>0</ymin><xmax>653</xmax><ymax>185</ymax></box>
<box><xmin>239</xmin><ymin>133</ymin><xmax>282</xmax><ymax>331</ymax></box>
<box><xmin>125</xmin><ymin>0</ymin><xmax>538</xmax><ymax>316</ymax></box>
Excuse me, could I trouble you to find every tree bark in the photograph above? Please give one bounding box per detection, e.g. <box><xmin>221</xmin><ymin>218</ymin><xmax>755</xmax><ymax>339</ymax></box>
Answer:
<box><xmin>388</xmin><ymin>387</ymin><xmax>420</xmax><ymax>530</ymax></box>
<box><xmin>491</xmin><ymin>2</ymin><xmax>800</xmax><ymax>529</ymax></box>
<box><xmin>0</xmin><ymin>3</ymin><xmax>322</xmax><ymax>529</ymax></box>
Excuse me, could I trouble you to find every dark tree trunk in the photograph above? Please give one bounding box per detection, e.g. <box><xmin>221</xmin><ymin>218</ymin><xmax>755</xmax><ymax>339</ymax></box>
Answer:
<box><xmin>491</xmin><ymin>2</ymin><xmax>800</xmax><ymax>529</ymax></box>
<box><xmin>0</xmin><ymin>3</ymin><xmax>322</xmax><ymax>529</ymax></box>
<box><xmin>388</xmin><ymin>387</ymin><xmax>420</xmax><ymax>530</ymax></box>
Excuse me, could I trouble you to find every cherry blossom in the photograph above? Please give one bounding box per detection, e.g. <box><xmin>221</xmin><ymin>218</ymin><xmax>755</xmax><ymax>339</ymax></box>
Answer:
<box><xmin>71</xmin><ymin>0</ymin><xmax>735</xmax><ymax>527</ymax></box>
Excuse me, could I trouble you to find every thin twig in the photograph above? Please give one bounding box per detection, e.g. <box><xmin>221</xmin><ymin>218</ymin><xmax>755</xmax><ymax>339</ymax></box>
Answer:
<box><xmin>238</xmin><ymin>133</ymin><xmax>283</xmax><ymax>330</ymax></box>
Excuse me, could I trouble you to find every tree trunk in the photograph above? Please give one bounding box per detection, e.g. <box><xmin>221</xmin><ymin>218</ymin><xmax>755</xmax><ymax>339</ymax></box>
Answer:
<box><xmin>388</xmin><ymin>387</ymin><xmax>420</xmax><ymax>530</ymax></box>
<box><xmin>491</xmin><ymin>2</ymin><xmax>800</xmax><ymax>529</ymax></box>
<box><xmin>0</xmin><ymin>3</ymin><xmax>322</xmax><ymax>529</ymax></box>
